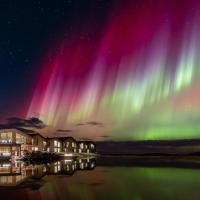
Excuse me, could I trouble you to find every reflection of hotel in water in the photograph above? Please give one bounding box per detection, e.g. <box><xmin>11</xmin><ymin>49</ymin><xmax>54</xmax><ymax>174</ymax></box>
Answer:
<box><xmin>48</xmin><ymin>158</ymin><xmax>96</xmax><ymax>175</ymax></box>
<box><xmin>0</xmin><ymin>158</ymin><xmax>96</xmax><ymax>187</ymax></box>
<box><xmin>0</xmin><ymin>162</ymin><xmax>34</xmax><ymax>186</ymax></box>
<box><xmin>0</xmin><ymin>129</ymin><xmax>96</xmax><ymax>159</ymax></box>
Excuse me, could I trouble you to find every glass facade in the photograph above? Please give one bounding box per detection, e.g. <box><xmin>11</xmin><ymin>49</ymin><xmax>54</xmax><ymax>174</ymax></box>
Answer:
<box><xmin>0</xmin><ymin>130</ymin><xmax>32</xmax><ymax>145</ymax></box>
<box><xmin>0</xmin><ymin>130</ymin><xmax>32</xmax><ymax>157</ymax></box>
<box><xmin>16</xmin><ymin>133</ymin><xmax>26</xmax><ymax>144</ymax></box>
<box><xmin>0</xmin><ymin>132</ymin><xmax>12</xmax><ymax>144</ymax></box>
<box><xmin>53</xmin><ymin>140</ymin><xmax>61</xmax><ymax>152</ymax></box>
<box><xmin>0</xmin><ymin>147</ymin><xmax>11</xmax><ymax>157</ymax></box>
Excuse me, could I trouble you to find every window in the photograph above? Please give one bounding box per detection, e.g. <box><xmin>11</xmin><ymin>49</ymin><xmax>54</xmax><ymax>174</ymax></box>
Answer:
<box><xmin>0</xmin><ymin>176</ymin><xmax>13</xmax><ymax>184</ymax></box>
<box><xmin>54</xmin><ymin>140</ymin><xmax>57</xmax><ymax>147</ymax></box>
<box><xmin>0</xmin><ymin>147</ymin><xmax>11</xmax><ymax>157</ymax></box>
<box><xmin>32</xmin><ymin>147</ymin><xmax>38</xmax><ymax>151</ymax></box>
<box><xmin>54</xmin><ymin>166</ymin><xmax>58</xmax><ymax>173</ymax></box>
<box><xmin>0</xmin><ymin>132</ymin><xmax>12</xmax><ymax>144</ymax></box>
<box><xmin>80</xmin><ymin>163</ymin><xmax>84</xmax><ymax>169</ymax></box>
<box><xmin>16</xmin><ymin>133</ymin><xmax>26</xmax><ymax>144</ymax></box>
<box><xmin>43</xmin><ymin>141</ymin><xmax>47</xmax><ymax>146</ymax></box>
<box><xmin>58</xmin><ymin>142</ymin><xmax>61</xmax><ymax>147</ymax></box>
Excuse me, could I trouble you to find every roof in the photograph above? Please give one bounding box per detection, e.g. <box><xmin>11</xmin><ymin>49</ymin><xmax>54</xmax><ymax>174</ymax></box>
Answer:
<box><xmin>47</xmin><ymin>136</ymin><xmax>76</xmax><ymax>142</ymax></box>
<box><xmin>0</xmin><ymin>128</ymin><xmax>95</xmax><ymax>144</ymax></box>
<box><xmin>0</xmin><ymin>128</ymin><xmax>32</xmax><ymax>138</ymax></box>
<box><xmin>15</xmin><ymin>128</ymin><xmax>46</xmax><ymax>139</ymax></box>
<box><xmin>78</xmin><ymin>140</ymin><xmax>95</xmax><ymax>144</ymax></box>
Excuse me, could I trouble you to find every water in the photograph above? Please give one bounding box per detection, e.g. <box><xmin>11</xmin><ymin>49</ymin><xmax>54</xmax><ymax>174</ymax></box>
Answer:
<box><xmin>1</xmin><ymin>156</ymin><xmax>200</xmax><ymax>200</ymax></box>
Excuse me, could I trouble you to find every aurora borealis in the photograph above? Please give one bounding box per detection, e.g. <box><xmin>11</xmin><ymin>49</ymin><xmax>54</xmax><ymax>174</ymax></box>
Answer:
<box><xmin>2</xmin><ymin>0</ymin><xmax>200</xmax><ymax>140</ymax></box>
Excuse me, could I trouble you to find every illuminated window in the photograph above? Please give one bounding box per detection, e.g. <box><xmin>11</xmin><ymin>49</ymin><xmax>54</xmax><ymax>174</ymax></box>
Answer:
<box><xmin>0</xmin><ymin>147</ymin><xmax>11</xmax><ymax>156</ymax></box>
<box><xmin>80</xmin><ymin>163</ymin><xmax>84</xmax><ymax>169</ymax></box>
<box><xmin>16</xmin><ymin>133</ymin><xmax>26</xmax><ymax>144</ymax></box>
<box><xmin>54</xmin><ymin>166</ymin><xmax>57</xmax><ymax>173</ymax></box>
<box><xmin>58</xmin><ymin>142</ymin><xmax>61</xmax><ymax>147</ymax></box>
<box><xmin>35</xmin><ymin>147</ymin><xmax>38</xmax><ymax>151</ymax></box>
<box><xmin>0</xmin><ymin>132</ymin><xmax>12</xmax><ymax>144</ymax></box>
<box><xmin>43</xmin><ymin>141</ymin><xmax>47</xmax><ymax>146</ymax></box>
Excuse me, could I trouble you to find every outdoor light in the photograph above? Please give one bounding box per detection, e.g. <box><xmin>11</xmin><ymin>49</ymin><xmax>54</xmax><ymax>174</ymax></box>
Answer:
<box><xmin>64</xmin><ymin>159</ymin><xmax>72</xmax><ymax>163</ymax></box>
<box><xmin>64</xmin><ymin>153</ymin><xmax>73</xmax><ymax>157</ymax></box>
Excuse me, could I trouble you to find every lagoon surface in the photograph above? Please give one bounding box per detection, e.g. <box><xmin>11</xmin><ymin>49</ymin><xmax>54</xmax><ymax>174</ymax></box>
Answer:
<box><xmin>1</xmin><ymin>157</ymin><xmax>200</xmax><ymax>200</ymax></box>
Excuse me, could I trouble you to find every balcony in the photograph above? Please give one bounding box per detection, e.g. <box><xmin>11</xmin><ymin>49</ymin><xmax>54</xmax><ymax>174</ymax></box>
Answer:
<box><xmin>0</xmin><ymin>139</ymin><xmax>12</xmax><ymax>144</ymax></box>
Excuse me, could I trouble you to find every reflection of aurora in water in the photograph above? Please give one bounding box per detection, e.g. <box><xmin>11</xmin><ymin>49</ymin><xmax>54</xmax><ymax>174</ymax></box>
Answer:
<box><xmin>1</xmin><ymin>158</ymin><xmax>200</xmax><ymax>200</ymax></box>
<box><xmin>23</xmin><ymin>0</ymin><xmax>200</xmax><ymax>141</ymax></box>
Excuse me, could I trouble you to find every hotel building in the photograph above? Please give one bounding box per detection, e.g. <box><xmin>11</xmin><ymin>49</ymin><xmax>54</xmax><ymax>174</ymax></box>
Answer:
<box><xmin>32</xmin><ymin>133</ymin><xmax>47</xmax><ymax>152</ymax></box>
<box><xmin>0</xmin><ymin>128</ymin><xmax>96</xmax><ymax>159</ymax></box>
<box><xmin>0</xmin><ymin>129</ymin><xmax>32</xmax><ymax>158</ymax></box>
<box><xmin>47</xmin><ymin>138</ymin><xmax>62</xmax><ymax>153</ymax></box>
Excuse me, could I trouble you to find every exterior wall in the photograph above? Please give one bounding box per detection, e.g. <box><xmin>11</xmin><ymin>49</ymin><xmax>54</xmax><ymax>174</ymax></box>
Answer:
<box><xmin>62</xmin><ymin>138</ymin><xmax>77</xmax><ymax>153</ymax></box>
<box><xmin>48</xmin><ymin>139</ymin><xmax>62</xmax><ymax>153</ymax></box>
<box><xmin>32</xmin><ymin>135</ymin><xmax>47</xmax><ymax>152</ymax></box>
<box><xmin>78</xmin><ymin>142</ymin><xmax>96</xmax><ymax>154</ymax></box>
<box><xmin>88</xmin><ymin>142</ymin><xmax>96</xmax><ymax>153</ymax></box>
<box><xmin>78</xmin><ymin>142</ymin><xmax>86</xmax><ymax>153</ymax></box>
<box><xmin>21</xmin><ymin>144</ymin><xmax>32</xmax><ymax>155</ymax></box>
<box><xmin>48</xmin><ymin>140</ymin><xmax>54</xmax><ymax>153</ymax></box>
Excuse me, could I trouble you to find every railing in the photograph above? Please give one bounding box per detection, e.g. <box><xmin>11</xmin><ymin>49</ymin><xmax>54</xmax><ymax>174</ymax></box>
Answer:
<box><xmin>0</xmin><ymin>139</ymin><xmax>12</xmax><ymax>144</ymax></box>
<box><xmin>0</xmin><ymin>139</ymin><xmax>32</xmax><ymax>145</ymax></box>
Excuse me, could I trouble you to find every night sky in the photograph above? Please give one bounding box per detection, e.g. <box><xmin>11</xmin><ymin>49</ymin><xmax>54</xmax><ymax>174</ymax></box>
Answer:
<box><xmin>0</xmin><ymin>0</ymin><xmax>113</xmax><ymax>117</ymax></box>
<box><xmin>1</xmin><ymin>0</ymin><xmax>200</xmax><ymax>141</ymax></box>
